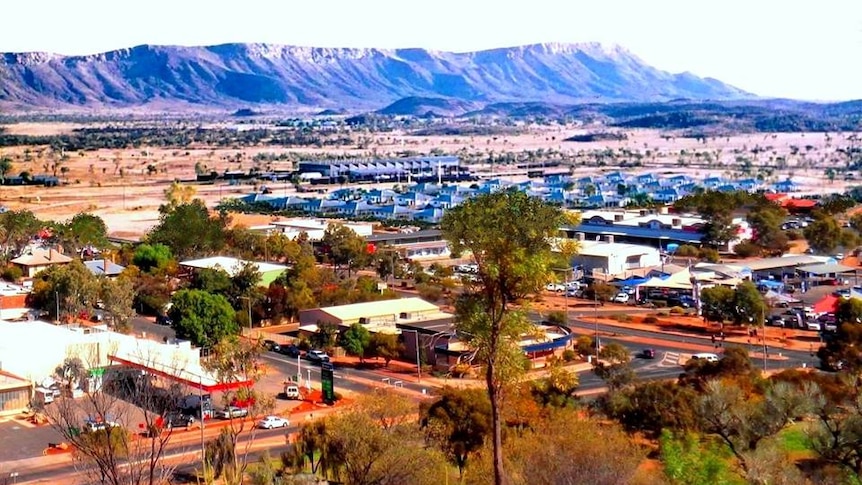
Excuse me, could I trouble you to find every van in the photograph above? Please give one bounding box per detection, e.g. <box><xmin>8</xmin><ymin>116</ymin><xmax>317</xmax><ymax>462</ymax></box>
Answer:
<box><xmin>34</xmin><ymin>387</ymin><xmax>54</xmax><ymax>406</ymax></box>
<box><xmin>691</xmin><ymin>353</ymin><xmax>719</xmax><ymax>363</ymax></box>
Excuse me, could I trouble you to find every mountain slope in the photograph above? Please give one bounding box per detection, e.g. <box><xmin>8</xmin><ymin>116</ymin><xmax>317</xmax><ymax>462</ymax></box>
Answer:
<box><xmin>0</xmin><ymin>42</ymin><xmax>751</xmax><ymax>110</ymax></box>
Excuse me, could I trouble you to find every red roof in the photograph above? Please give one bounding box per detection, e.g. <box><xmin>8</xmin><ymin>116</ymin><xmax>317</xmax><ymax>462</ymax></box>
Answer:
<box><xmin>813</xmin><ymin>295</ymin><xmax>839</xmax><ymax>314</ymax></box>
<box><xmin>109</xmin><ymin>355</ymin><xmax>253</xmax><ymax>393</ymax></box>
<box><xmin>764</xmin><ymin>193</ymin><xmax>787</xmax><ymax>201</ymax></box>
<box><xmin>782</xmin><ymin>199</ymin><xmax>818</xmax><ymax>209</ymax></box>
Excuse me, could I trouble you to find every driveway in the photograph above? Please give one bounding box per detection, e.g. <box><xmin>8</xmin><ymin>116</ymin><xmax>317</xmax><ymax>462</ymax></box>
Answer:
<box><xmin>0</xmin><ymin>420</ymin><xmax>64</xmax><ymax>462</ymax></box>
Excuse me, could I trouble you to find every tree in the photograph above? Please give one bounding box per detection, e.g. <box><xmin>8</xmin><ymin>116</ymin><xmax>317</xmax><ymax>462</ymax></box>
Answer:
<box><xmin>132</xmin><ymin>243</ymin><xmax>174</xmax><ymax>273</ymax></box>
<box><xmin>732</xmin><ymin>281</ymin><xmax>768</xmax><ymax>326</ymax></box>
<box><xmin>321</xmin><ymin>224</ymin><xmax>370</xmax><ymax>276</ymax></box>
<box><xmin>161</xmin><ymin>181</ymin><xmax>197</xmax><ymax>213</ymax></box>
<box><xmin>147</xmin><ymin>200</ymin><xmax>228</xmax><ymax>260</ymax></box>
<box><xmin>311</xmin><ymin>322</ymin><xmax>339</xmax><ymax>351</ymax></box>
<box><xmin>203</xmin><ymin>336</ymin><xmax>274</xmax><ymax>485</ymax></box>
<box><xmin>28</xmin><ymin>259</ymin><xmax>100</xmax><ymax>321</ymax></box>
<box><xmin>100</xmin><ymin>275</ymin><xmax>136</xmax><ymax>333</ymax></box>
<box><xmin>586</xmin><ymin>281</ymin><xmax>617</xmax><ymax>302</ymax></box>
<box><xmin>0</xmin><ymin>209</ymin><xmax>42</xmax><ymax>257</ymax></box>
<box><xmin>805</xmin><ymin>212</ymin><xmax>845</xmax><ymax>254</ymax></box>
<box><xmin>368</xmin><ymin>332</ymin><xmax>402</xmax><ymax>367</ymax></box>
<box><xmin>660</xmin><ymin>430</ymin><xmax>740</xmax><ymax>485</ymax></box>
<box><xmin>819</xmin><ymin>298</ymin><xmax>862</xmax><ymax>371</ymax></box>
<box><xmin>530</xmin><ymin>358</ymin><xmax>580</xmax><ymax>408</ymax></box>
<box><xmin>593</xmin><ymin>342</ymin><xmax>635</xmax><ymax>391</ymax></box>
<box><xmin>0</xmin><ymin>156</ymin><xmax>12</xmax><ymax>183</ymax></box>
<box><xmin>339</xmin><ymin>322</ymin><xmax>372</xmax><ymax>362</ymax></box>
<box><xmin>62</xmin><ymin>213</ymin><xmax>109</xmax><ymax>255</ymax></box>
<box><xmin>746</xmin><ymin>197</ymin><xmax>789</xmax><ymax>255</ymax></box>
<box><xmin>421</xmin><ymin>387</ymin><xmax>492</xmax><ymax>477</ymax></box>
<box><xmin>441</xmin><ymin>189</ymin><xmax>572</xmax><ymax>485</ymax></box>
<box><xmin>192</xmin><ymin>267</ymin><xmax>232</xmax><ymax>294</ymax></box>
<box><xmin>602</xmin><ymin>381</ymin><xmax>699</xmax><ymax>437</ymax></box>
<box><xmin>45</xmin><ymin>355</ymin><xmax>183</xmax><ymax>485</ymax></box>
<box><xmin>700</xmin><ymin>285</ymin><xmax>736</xmax><ymax>324</ymax></box>
<box><xmin>55</xmin><ymin>357</ymin><xmax>86</xmax><ymax>393</ymax></box>
<box><xmin>169</xmin><ymin>289</ymin><xmax>238</xmax><ymax>349</ymax></box>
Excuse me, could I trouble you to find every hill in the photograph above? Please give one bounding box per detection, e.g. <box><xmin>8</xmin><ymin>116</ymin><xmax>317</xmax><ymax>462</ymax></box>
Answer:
<box><xmin>0</xmin><ymin>42</ymin><xmax>751</xmax><ymax>111</ymax></box>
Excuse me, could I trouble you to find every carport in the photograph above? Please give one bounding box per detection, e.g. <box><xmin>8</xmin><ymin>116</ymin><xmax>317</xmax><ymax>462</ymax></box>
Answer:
<box><xmin>796</xmin><ymin>263</ymin><xmax>859</xmax><ymax>286</ymax></box>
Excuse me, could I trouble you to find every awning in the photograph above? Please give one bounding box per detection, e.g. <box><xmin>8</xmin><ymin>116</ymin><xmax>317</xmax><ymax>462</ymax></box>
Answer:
<box><xmin>764</xmin><ymin>290</ymin><xmax>801</xmax><ymax>305</ymax></box>
<box><xmin>109</xmin><ymin>355</ymin><xmax>253</xmax><ymax>393</ymax></box>
<box><xmin>612</xmin><ymin>277</ymin><xmax>651</xmax><ymax>287</ymax></box>
<box><xmin>797</xmin><ymin>263</ymin><xmax>857</xmax><ymax>276</ymax></box>
<box><xmin>813</xmin><ymin>295</ymin><xmax>840</xmax><ymax>314</ymax></box>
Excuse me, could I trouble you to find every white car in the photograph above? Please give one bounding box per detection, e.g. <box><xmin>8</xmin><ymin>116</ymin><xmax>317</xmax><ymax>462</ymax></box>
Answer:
<box><xmin>216</xmin><ymin>406</ymin><xmax>248</xmax><ymax>419</ymax></box>
<box><xmin>258</xmin><ymin>415</ymin><xmax>289</xmax><ymax>429</ymax></box>
<box><xmin>545</xmin><ymin>283</ymin><xmax>565</xmax><ymax>292</ymax></box>
<box><xmin>691</xmin><ymin>353</ymin><xmax>719</xmax><ymax>363</ymax></box>
<box><xmin>612</xmin><ymin>292</ymin><xmax>630</xmax><ymax>303</ymax></box>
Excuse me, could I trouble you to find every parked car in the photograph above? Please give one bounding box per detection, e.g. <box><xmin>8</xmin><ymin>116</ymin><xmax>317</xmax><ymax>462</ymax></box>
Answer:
<box><xmin>806</xmin><ymin>321</ymin><xmax>823</xmax><ymax>331</ymax></box>
<box><xmin>306</xmin><ymin>350</ymin><xmax>330</xmax><ymax>364</ymax></box>
<box><xmin>263</xmin><ymin>340</ymin><xmax>281</xmax><ymax>352</ymax></box>
<box><xmin>565</xmin><ymin>288</ymin><xmax>581</xmax><ymax>298</ymax></box>
<box><xmin>83</xmin><ymin>419</ymin><xmax>120</xmax><ymax>433</ymax></box>
<box><xmin>621</xmin><ymin>286</ymin><xmax>636</xmax><ymax>295</ymax></box>
<box><xmin>258</xmin><ymin>416</ymin><xmax>290</xmax><ymax>429</ymax></box>
<box><xmin>278</xmin><ymin>345</ymin><xmax>301</xmax><ymax>358</ymax></box>
<box><xmin>216</xmin><ymin>406</ymin><xmax>248</xmax><ymax>419</ymax></box>
<box><xmin>163</xmin><ymin>413</ymin><xmax>196</xmax><ymax>430</ymax></box>
<box><xmin>612</xmin><ymin>292</ymin><xmax>630</xmax><ymax>304</ymax></box>
<box><xmin>156</xmin><ymin>314</ymin><xmax>173</xmax><ymax>326</ymax></box>
<box><xmin>768</xmin><ymin>316</ymin><xmax>786</xmax><ymax>327</ymax></box>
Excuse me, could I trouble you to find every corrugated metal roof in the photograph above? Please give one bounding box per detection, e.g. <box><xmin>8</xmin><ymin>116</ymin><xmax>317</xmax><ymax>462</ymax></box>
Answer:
<box><xmin>796</xmin><ymin>263</ymin><xmax>858</xmax><ymax>275</ymax></box>
<box><xmin>316</xmin><ymin>297</ymin><xmax>441</xmax><ymax>322</ymax></box>
<box><xmin>744</xmin><ymin>255</ymin><xmax>827</xmax><ymax>271</ymax></box>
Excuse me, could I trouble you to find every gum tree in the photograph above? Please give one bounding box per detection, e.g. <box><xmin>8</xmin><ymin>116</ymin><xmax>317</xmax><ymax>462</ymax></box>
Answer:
<box><xmin>441</xmin><ymin>188</ymin><xmax>574</xmax><ymax>485</ymax></box>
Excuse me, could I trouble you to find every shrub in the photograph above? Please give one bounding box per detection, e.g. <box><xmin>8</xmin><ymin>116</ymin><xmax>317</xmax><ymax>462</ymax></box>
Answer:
<box><xmin>643</xmin><ymin>316</ymin><xmax>659</xmax><ymax>324</ymax></box>
<box><xmin>611</xmin><ymin>313</ymin><xmax>632</xmax><ymax>322</ymax></box>
<box><xmin>653</xmin><ymin>300</ymin><xmax>668</xmax><ymax>308</ymax></box>
<box><xmin>0</xmin><ymin>265</ymin><xmax>22</xmax><ymax>282</ymax></box>
<box><xmin>656</xmin><ymin>311</ymin><xmax>669</xmax><ymax>317</ymax></box>
<box><xmin>546</xmin><ymin>310</ymin><xmax>567</xmax><ymax>326</ymax></box>
<box><xmin>416</xmin><ymin>283</ymin><xmax>443</xmax><ymax>302</ymax></box>
<box><xmin>675</xmin><ymin>245</ymin><xmax>700</xmax><ymax>257</ymax></box>
<box><xmin>669</xmin><ymin>306</ymin><xmax>685</xmax><ymax>315</ymax></box>
<box><xmin>562</xmin><ymin>349</ymin><xmax>577</xmax><ymax>362</ymax></box>
<box><xmin>575</xmin><ymin>335</ymin><xmax>594</xmax><ymax>356</ymax></box>
<box><xmin>699</xmin><ymin>248</ymin><xmax>720</xmax><ymax>263</ymax></box>
<box><xmin>733</xmin><ymin>240</ymin><xmax>761</xmax><ymax>258</ymax></box>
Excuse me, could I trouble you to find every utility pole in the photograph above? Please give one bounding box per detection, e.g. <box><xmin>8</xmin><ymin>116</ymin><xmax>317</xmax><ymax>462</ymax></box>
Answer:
<box><xmin>415</xmin><ymin>330</ymin><xmax>422</xmax><ymax>383</ymax></box>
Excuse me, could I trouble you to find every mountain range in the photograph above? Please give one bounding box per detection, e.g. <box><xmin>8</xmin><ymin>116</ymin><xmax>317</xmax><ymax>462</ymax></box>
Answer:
<box><xmin>0</xmin><ymin>42</ymin><xmax>751</xmax><ymax>111</ymax></box>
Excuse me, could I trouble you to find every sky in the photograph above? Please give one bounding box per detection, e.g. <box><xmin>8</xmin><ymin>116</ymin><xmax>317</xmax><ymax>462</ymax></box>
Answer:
<box><xmin>2</xmin><ymin>0</ymin><xmax>861</xmax><ymax>101</ymax></box>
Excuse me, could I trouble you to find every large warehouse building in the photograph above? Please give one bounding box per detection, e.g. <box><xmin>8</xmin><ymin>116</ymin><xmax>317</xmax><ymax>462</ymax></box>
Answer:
<box><xmin>298</xmin><ymin>156</ymin><xmax>463</xmax><ymax>182</ymax></box>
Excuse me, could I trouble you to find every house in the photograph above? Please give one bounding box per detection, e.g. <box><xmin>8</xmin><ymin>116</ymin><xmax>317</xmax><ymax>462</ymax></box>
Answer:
<box><xmin>368</xmin><ymin>204</ymin><xmax>415</xmax><ymax>220</ymax></box>
<box><xmin>574</xmin><ymin>241</ymin><xmax>662</xmax><ymax>277</ymax></box>
<box><xmin>394</xmin><ymin>192</ymin><xmax>434</xmax><ymax>207</ymax></box>
<box><xmin>412</xmin><ymin>207</ymin><xmax>445</xmax><ymax>224</ymax></box>
<box><xmin>11</xmin><ymin>248</ymin><xmax>73</xmax><ymax>278</ymax></box>
<box><xmin>703</xmin><ymin>177</ymin><xmax>723</xmax><ymax>189</ymax></box>
<box><xmin>429</xmin><ymin>193</ymin><xmax>465</xmax><ymax>210</ymax></box>
<box><xmin>652</xmin><ymin>188</ymin><xmax>681</xmax><ymax>203</ymax></box>
<box><xmin>84</xmin><ymin>260</ymin><xmax>126</xmax><ymax>277</ymax></box>
<box><xmin>365</xmin><ymin>189</ymin><xmax>397</xmax><ymax>205</ymax></box>
<box><xmin>179</xmin><ymin>256</ymin><xmax>289</xmax><ymax>286</ymax></box>
<box><xmin>736</xmin><ymin>178</ymin><xmax>759</xmax><ymax>190</ymax></box>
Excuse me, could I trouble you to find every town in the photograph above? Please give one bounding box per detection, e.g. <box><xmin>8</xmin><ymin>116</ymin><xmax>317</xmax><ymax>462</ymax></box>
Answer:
<box><xmin>2</xmin><ymin>145</ymin><xmax>862</xmax><ymax>484</ymax></box>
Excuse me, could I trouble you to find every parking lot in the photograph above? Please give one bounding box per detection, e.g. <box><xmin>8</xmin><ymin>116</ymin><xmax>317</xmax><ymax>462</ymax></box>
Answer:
<box><xmin>0</xmin><ymin>420</ymin><xmax>63</xmax><ymax>461</ymax></box>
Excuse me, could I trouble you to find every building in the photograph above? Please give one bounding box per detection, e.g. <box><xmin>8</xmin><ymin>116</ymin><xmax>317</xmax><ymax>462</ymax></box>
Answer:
<box><xmin>298</xmin><ymin>297</ymin><xmax>453</xmax><ymax>333</ymax></box>
<box><xmin>0</xmin><ymin>320</ymin><xmax>203</xmax><ymax>385</ymax></box>
<box><xmin>84</xmin><ymin>259</ymin><xmax>126</xmax><ymax>277</ymax></box>
<box><xmin>298</xmin><ymin>156</ymin><xmax>462</xmax><ymax>182</ymax></box>
<box><xmin>11</xmin><ymin>248</ymin><xmax>73</xmax><ymax>278</ymax></box>
<box><xmin>367</xmin><ymin>229</ymin><xmax>450</xmax><ymax>261</ymax></box>
<box><xmin>269</xmin><ymin>218</ymin><xmax>374</xmax><ymax>242</ymax></box>
<box><xmin>0</xmin><ymin>283</ymin><xmax>30</xmax><ymax>321</ymax></box>
<box><xmin>574</xmin><ymin>241</ymin><xmax>662</xmax><ymax>277</ymax></box>
<box><xmin>179</xmin><ymin>256</ymin><xmax>289</xmax><ymax>286</ymax></box>
<box><xmin>0</xmin><ymin>370</ymin><xmax>31</xmax><ymax>417</ymax></box>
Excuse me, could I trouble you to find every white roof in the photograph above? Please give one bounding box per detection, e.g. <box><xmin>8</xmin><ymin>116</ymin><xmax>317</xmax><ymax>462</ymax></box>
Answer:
<box><xmin>317</xmin><ymin>297</ymin><xmax>441</xmax><ymax>322</ymax></box>
<box><xmin>578</xmin><ymin>241</ymin><xmax>659</xmax><ymax>258</ymax></box>
<box><xmin>180</xmin><ymin>256</ymin><xmax>288</xmax><ymax>275</ymax></box>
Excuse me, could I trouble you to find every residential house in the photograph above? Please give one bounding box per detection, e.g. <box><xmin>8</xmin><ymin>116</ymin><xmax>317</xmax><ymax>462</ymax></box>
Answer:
<box><xmin>11</xmin><ymin>248</ymin><xmax>73</xmax><ymax>278</ymax></box>
<box><xmin>703</xmin><ymin>177</ymin><xmax>723</xmax><ymax>189</ymax></box>
<box><xmin>412</xmin><ymin>207</ymin><xmax>446</xmax><ymax>224</ymax></box>
<box><xmin>368</xmin><ymin>204</ymin><xmax>415</xmax><ymax>220</ymax></box>
<box><xmin>365</xmin><ymin>189</ymin><xmax>397</xmax><ymax>205</ymax></box>
<box><xmin>773</xmin><ymin>179</ymin><xmax>800</xmax><ymax>192</ymax></box>
<box><xmin>395</xmin><ymin>192</ymin><xmax>434</xmax><ymax>207</ymax></box>
<box><xmin>84</xmin><ymin>260</ymin><xmax>126</xmax><ymax>278</ymax></box>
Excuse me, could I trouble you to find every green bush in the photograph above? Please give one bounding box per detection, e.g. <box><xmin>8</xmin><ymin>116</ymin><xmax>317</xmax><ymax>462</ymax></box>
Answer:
<box><xmin>699</xmin><ymin>248</ymin><xmax>720</xmax><ymax>263</ymax></box>
<box><xmin>611</xmin><ymin>313</ymin><xmax>632</xmax><ymax>322</ymax></box>
<box><xmin>669</xmin><ymin>306</ymin><xmax>685</xmax><ymax>315</ymax></box>
<box><xmin>733</xmin><ymin>240</ymin><xmax>761</xmax><ymax>258</ymax></box>
<box><xmin>643</xmin><ymin>316</ymin><xmax>659</xmax><ymax>324</ymax></box>
<box><xmin>656</xmin><ymin>311</ymin><xmax>669</xmax><ymax>317</ymax></box>
<box><xmin>0</xmin><ymin>265</ymin><xmax>22</xmax><ymax>282</ymax></box>
<box><xmin>675</xmin><ymin>245</ymin><xmax>700</xmax><ymax>257</ymax></box>
<box><xmin>416</xmin><ymin>283</ymin><xmax>443</xmax><ymax>302</ymax></box>
<box><xmin>562</xmin><ymin>349</ymin><xmax>577</xmax><ymax>362</ymax></box>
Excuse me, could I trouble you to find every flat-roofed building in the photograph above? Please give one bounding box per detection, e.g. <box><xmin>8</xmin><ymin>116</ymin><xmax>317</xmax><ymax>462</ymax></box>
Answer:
<box><xmin>179</xmin><ymin>256</ymin><xmax>289</xmax><ymax>287</ymax></box>
<box><xmin>298</xmin><ymin>297</ymin><xmax>453</xmax><ymax>334</ymax></box>
<box><xmin>0</xmin><ymin>370</ymin><xmax>31</xmax><ymax>417</ymax></box>
<box><xmin>575</xmin><ymin>241</ymin><xmax>662</xmax><ymax>277</ymax></box>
